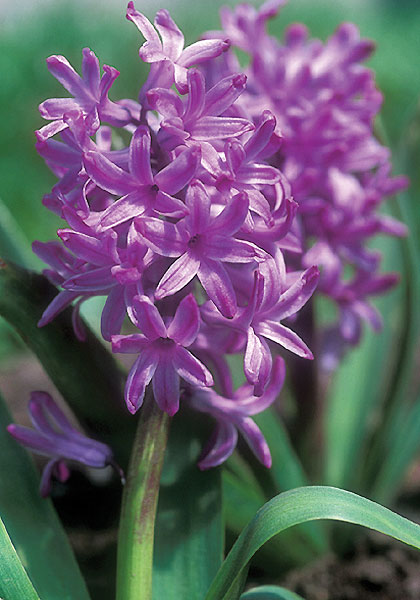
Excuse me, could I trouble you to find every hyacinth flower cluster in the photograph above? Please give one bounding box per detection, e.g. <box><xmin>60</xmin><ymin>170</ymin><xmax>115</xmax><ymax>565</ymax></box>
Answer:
<box><xmin>204</xmin><ymin>0</ymin><xmax>408</xmax><ymax>366</ymax></box>
<box><xmin>30</xmin><ymin>0</ymin><xmax>405</xmax><ymax>472</ymax></box>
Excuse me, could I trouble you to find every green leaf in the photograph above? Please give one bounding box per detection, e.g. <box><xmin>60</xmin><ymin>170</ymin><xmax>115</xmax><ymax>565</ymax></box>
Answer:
<box><xmin>0</xmin><ymin>197</ymin><xmax>36</xmax><ymax>268</ymax></box>
<box><xmin>0</xmin><ymin>390</ymin><xmax>91</xmax><ymax>599</ymax></box>
<box><xmin>240</xmin><ymin>586</ymin><xmax>305</xmax><ymax>600</ymax></box>
<box><xmin>255</xmin><ymin>409</ymin><xmax>328</xmax><ymax>554</ymax></box>
<box><xmin>0</xmin><ymin>517</ymin><xmax>40</xmax><ymax>600</ymax></box>
<box><xmin>153</xmin><ymin>409</ymin><xmax>224</xmax><ymax>600</ymax></box>
<box><xmin>325</xmin><ymin>234</ymin><xmax>406</xmax><ymax>492</ymax></box>
<box><xmin>0</xmin><ymin>261</ymin><xmax>134</xmax><ymax>464</ymax></box>
<box><xmin>205</xmin><ymin>486</ymin><xmax>420</xmax><ymax>600</ymax></box>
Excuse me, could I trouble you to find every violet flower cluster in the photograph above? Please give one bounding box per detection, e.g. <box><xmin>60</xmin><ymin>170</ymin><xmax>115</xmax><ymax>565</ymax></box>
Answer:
<box><xmin>30</xmin><ymin>1</ymin><xmax>405</xmax><ymax>469</ymax></box>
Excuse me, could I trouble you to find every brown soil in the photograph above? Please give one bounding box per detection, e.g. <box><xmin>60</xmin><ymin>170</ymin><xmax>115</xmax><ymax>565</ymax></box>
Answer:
<box><xmin>282</xmin><ymin>531</ymin><xmax>420</xmax><ymax>600</ymax></box>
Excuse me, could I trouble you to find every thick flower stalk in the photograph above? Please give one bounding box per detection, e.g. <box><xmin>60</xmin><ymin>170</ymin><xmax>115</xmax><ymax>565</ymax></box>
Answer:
<box><xmin>33</xmin><ymin>0</ymin><xmax>404</xmax><ymax>467</ymax></box>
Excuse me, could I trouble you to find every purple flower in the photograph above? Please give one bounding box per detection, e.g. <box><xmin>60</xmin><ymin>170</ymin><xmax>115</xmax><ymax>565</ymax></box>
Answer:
<box><xmin>7</xmin><ymin>392</ymin><xmax>121</xmax><ymax>497</ymax></box>
<box><xmin>148</xmin><ymin>68</ymin><xmax>253</xmax><ymax>157</ymax></box>
<box><xmin>112</xmin><ymin>294</ymin><xmax>213</xmax><ymax>416</ymax></box>
<box><xmin>138</xmin><ymin>181</ymin><xmax>265</xmax><ymax>317</ymax></box>
<box><xmin>83</xmin><ymin>125</ymin><xmax>200</xmax><ymax>230</ymax></box>
<box><xmin>127</xmin><ymin>2</ymin><xmax>229</xmax><ymax>95</ymax></box>
<box><xmin>203</xmin><ymin>262</ymin><xmax>319</xmax><ymax>395</ymax></box>
<box><xmin>189</xmin><ymin>355</ymin><xmax>285</xmax><ymax>469</ymax></box>
<box><xmin>38</xmin><ymin>48</ymin><xmax>131</xmax><ymax>140</ymax></box>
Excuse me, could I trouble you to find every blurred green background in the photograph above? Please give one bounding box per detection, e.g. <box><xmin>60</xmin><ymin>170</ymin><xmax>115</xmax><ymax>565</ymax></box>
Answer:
<box><xmin>0</xmin><ymin>0</ymin><xmax>419</xmax><ymax>360</ymax></box>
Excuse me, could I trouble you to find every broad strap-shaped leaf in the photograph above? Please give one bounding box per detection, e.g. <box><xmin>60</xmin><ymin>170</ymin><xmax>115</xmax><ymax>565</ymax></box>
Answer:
<box><xmin>0</xmin><ymin>260</ymin><xmax>133</xmax><ymax>463</ymax></box>
<box><xmin>153</xmin><ymin>408</ymin><xmax>223</xmax><ymax>600</ymax></box>
<box><xmin>0</xmin><ymin>390</ymin><xmax>90</xmax><ymax>599</ymax></box>
<box><xmin>240</xmin><ymin>586</ymin><xmax>305</xmax><ymax>600</ymax></box>
<box><xmin>0</xmin><ymin>517</ymin><xmax>40</xmax><ymax>600</ymax></box>
<box><xmin>205</xmin><ymin>486</ymin><xmax>420</xmax><ymax>600</ymax></box>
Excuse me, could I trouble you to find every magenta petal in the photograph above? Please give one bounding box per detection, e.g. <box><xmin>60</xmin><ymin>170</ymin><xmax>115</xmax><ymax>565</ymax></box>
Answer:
<box><xmin>57</xmin><ymin>230</ymin><xmax>116</xmax><ymax>266</ymax></box>
<box><xmin>198</xmin><ymin>259</ymin><xmax>237</xmax><ymax>318</ymax></box>
<box><xmin>237</xmin><ymin>163</ymin><xmax>281</xmax><ymax>185</ymax></box>
<box><xmin>82</xmin><ymin>48</ymin><xmax>101</xmax><ymax>96</ymax></box>
<box><xmin>185</xmin><ymin>179</ymin><xmax>211</xmax><ymax>233</ymax></box>
<box><xmin>191</xmin><ymin>116</ymin><xmax>253</xmax><ymax>140</ymax></box>
<box><xmin>111</xmin><ymin>333</ymin><xmax>148</xmax><ymax>354</ymax></box>
<box><xmin>84</xmin><ymin>151</ymin><xmax>138</xmax><ymax>195</ymax></box>
<box><xmin>167</xmin><ymin>293</ymin><xmax>200</xmax><ymax>346</ymax></box>
<box><xmin>99</xmin><ymin>191</ymin><xmax>151</xmax><ymax>230</ymax></box>
<box><xmin>126</xmin><ymin>2</ymin><xmax>161</xmax><ymax>48</ymax></box>
<box><xmin>152</xmin><ymin>360</ymin><xmax>180</xmax><ymax>416</ymax></box>
<box><xmin>178</xmin><ymin>39</ymin><xmax>230</xmax><ymax>67</ymax></box>
<box><xmin>204</xmin><ymin>73</ymin><xmax>247</xmax><ymax>117</ymax></box>
<box><xmin>146</xmin><ymin>87</ymin><xmax>183</xmax><ymax>118</ymax></box>
<box><xmin>244</xmin><ymin>110</ymin><xmax>277</xmax><ymax>161</ymax></box>
<box><xmin>46</xmin><ymin>55</ymin><xmax>87</xmax><ymax>98</ymax></box>
<box><xmin>154</xmin><ymin>9</ymin><xmax>185</xmax><ymax>61</ymax></box>
<box><xmin>184</xmin><ymin>69</ymin><xmax>206</xmax><ymax>123</ymax></box>
<box><xmin>38</xmin><ymin>291</ymin><xmax>79</xmax><ymax>327</ymax></box>
<box><xmin>258</xmin><ymin>321</ymin><xmax>314</xmax><ymax>359</ymax></box>
<box><xmin>101</xmin><ymin>286</ymin><xmax>126</xmax><ymax>341</ymax></box>
<box><xmin>131</xmin><ymin>295</ymin><xmax>167</xmax><ymax>340</ymax></box>
<box><xmin>173</xmin><ymin>346</ymin><xmax>214</xmax><ymax>387</ymax></box>
<box><xmin>154</xmin><ymin>190</ymin><xmax>188</xmax><ymax>218</ymax></box>
<box><xmin>274</xmin><ymin>266</ymin><xmax>319</xmax><ymax>320</ymax></box>
<box><xmin>244</xmin><ymin>327</ymin><xmax>264</xmax><ymax>385</ymax></box>
<box><xmin>39</xmin><ymin>98</ymin><xmax>79</xmax><ymax>120</ymax></box>
<box><xmin>138</xmin><ymin>217</ymin><xmax>187</xmax><ymax>257</ymax></box>
<box><xmin>156</xmin><ymin>252</ymin><xmax>200</xmax><ymax>299</ymax></box>
<box><xmin>237</xmin><ymin>418</ymin><xmax>271</xmax><ymax>468</ymax></box>
<box><xmin>129</xmin><ymin>126</ymin><xmax>154</xmax><ymax>184</ymax></box>
<box><xmin>125</xmin><ymin>350</ymin><xmax>158</xmax><ymax>414</ymax></box>
<box><xmin>198</xmin><ymin>422</ymin><xmax>238</xmax><ymax>469</ymax></box>
<box><xmin>154</xmin><ymin>146</ymin><xmax>201</xmax><ymax>194</ymax></box>
<box><xmin>225</xmin><ymin>140</ymin><xmax>245</xmax><ymax>175</ymax></box>
<box><xmin>209</xmin><ymin>191</ymin><xmax>249</xmax><ymax>236</ymax></box>
<box><xmin>206</xmin><ymin>236</ymin><xmax>261</xmax><ymax>263</ymax></box>
<box><xmin>63</xmin><ymin>266</ymin><xmax>114</xmax><ymax>291</ymax></box>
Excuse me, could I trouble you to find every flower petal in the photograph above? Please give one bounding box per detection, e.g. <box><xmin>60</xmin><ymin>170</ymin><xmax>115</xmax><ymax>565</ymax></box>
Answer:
<box><xmin>167</xmin><ymin>293</ymin><xmax>200</xmax><ymax>346</ymax></box>
<box><xmin>84</xmin><ymin>150</ymin><xmax>138</xmax><ymax>195</ymax></box>
<box><xmin>130</xmin><ymin>295</ymin><xmax>167</xmax><ymax>339</ymax></box>
<box><xmin>129</xmin><ymin>125</ymin><xmax>153</xmax><ymax>184</ymax></box>
<box><xmin>138</xmin><ymin>217</ymin><xmax>187</xmax><ymax>257</ymax></box>
<box><xmin>190</xmin><ymin>116</ymin><xmax>253</xmax><ymax>140</ymax></box>
<box><xmin>198</xmin><ymin>422</ymin><xmax>238</xmax><ymax>469</ymax></box>
<box><xmin>152</xmin><ymin>360</ymin><xmax>180</xmax><ymax>416</ymax></box>
<box><xmin>154</xmin><ymin>146</ymin><xmax>201</xmax><ymax>194</ymax></box>
<box><xmin>198</xmin><ymin>259</ymin><xmax>237</xmax><ymax>318</ymax></box>
<box><xmin>125</xmin><ymin>350</ymin><xmax>158</xmax><ymax>414</ymax></box>
<box><xmin>173</xmin><ymin>346</ymin><xmax>214</xmax><ymax>387</ymax></box>
<box><xmin>257</xmin><ymin>320</ymin><xmax>313</xmax><ymax>359</ymax></box>
<box><xmin>156</xmin><ymin>252</ymin><xmax>200</xmax><ymax>299</ymax></box>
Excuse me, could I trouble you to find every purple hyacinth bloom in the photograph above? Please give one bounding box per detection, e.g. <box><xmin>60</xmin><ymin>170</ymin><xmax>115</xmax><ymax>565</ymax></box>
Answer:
<box><xmin>138</xmin><ymin>180</ymin><xmax>265</xmax><ymax>318</ymax></box>
<box><xmin>84</xmin><ymin>125</ymin><xmax>200</xmax><ymax>229</ymax></box>
<box><xmin>7</xmin><ymin>392</ymin><xmax>120</xmax><ymax>497</ymax></box>
<box><xmin>38</xmin><ymin>48</ymin><xmax>131</xmax><ymax>139</ymax></box>
<box><xmin>203</xmin><ymin>262</ymin><xmax>319</xmax><ymax>395</ymax></box>
<box><xmin>189</xmin><ymin>355</ymin><xmax>285</xmax><ymax>469</ymax></box>
<box><xmin>148</xmin><ymin>68</ymin><xmax>253</xmax><ymax>159</ymax></box>
<box><xmin>127</xmin><ymin>2</ymin><xmax>230</xmax><ymax>94</ymax></box>
<box><xmin>112</xmin><ymin>293</ymin><xmax>213</xmax><ymax>416</ymax></box>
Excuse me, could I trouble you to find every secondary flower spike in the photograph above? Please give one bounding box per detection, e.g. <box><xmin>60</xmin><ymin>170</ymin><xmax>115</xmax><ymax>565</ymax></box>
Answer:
<box><xmin>7</xmin><ymin>392</ymin><xmax>122</xmax><ymax>497</ymax></box>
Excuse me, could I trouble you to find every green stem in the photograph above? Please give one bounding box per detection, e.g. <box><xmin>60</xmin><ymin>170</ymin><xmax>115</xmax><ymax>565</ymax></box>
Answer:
<box><xmin>116</xmin><ymin>393</ymin><xmax>170</xmax><ymax>600</ymax></box>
